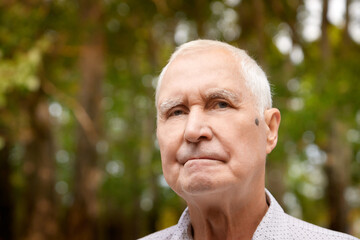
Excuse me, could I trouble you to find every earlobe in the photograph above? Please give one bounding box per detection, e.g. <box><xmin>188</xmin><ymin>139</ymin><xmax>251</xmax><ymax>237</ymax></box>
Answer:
<box><xmin>264</xmin><ymin>108</ymin><xmax>281</xmax><ymax>154</ymax></box>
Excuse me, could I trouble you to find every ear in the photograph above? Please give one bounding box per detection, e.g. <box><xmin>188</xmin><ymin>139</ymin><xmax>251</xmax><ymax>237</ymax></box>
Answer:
<box><xmin>264</xmin><ymin>108</ymin><xmax>281</xmax><ymax>154</ymax></box>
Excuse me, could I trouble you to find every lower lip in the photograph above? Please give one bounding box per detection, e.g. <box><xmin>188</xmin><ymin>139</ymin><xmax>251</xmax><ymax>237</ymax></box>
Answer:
<box><xmin>184</xmin><ymin>159</ymin><xmax>220</xmax><ymax>167</ymax></box>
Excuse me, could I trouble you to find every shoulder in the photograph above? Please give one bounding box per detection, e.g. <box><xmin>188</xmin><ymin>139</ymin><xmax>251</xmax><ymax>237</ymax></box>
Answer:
<box><xmin>282</xmin><ymin>212</ymin><xmax>358</xmax><ymax>240</ymax></box>
<box><xmin>138</xmin><ymin>225</ymin><xmax>178</xmax><ymax>240</ymax></box>
<box><xmin>255</xmin><ymin>190</ymin><xmax>359</xmax><ymax>240</ymax></box>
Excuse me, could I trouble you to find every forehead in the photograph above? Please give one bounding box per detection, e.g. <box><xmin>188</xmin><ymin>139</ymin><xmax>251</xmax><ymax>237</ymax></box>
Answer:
<box><xmin>157</xmin><ymin>47</ymin><xmax>250</xmax><ymax>105</ymax></box>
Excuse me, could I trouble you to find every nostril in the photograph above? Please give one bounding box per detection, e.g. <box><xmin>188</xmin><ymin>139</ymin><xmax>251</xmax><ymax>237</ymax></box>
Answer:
<box><xmin>184</xmin><ymin>126</ymin><xmax>213</xmax><ymax>143</ymax></box>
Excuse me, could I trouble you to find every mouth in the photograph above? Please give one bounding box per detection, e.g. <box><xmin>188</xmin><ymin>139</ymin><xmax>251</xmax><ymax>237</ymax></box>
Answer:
<box><xmin>176</xmin><ymin>148</ymin><xmax>228</xmax><ymax>165</ymax></box>
<box><xmin>181</xmin><ymin>156</ymin><xmax>225</xmax><ymax>165</ymax></box>
<box><xmin>188</xmin><ymin>157</ymin><xmax>217</xmax><ymax>161</ymax></box>
<box><xmin>183</xmin><ymin>158</ymin><xmax>224</xmax><ymax>169</ymax></box>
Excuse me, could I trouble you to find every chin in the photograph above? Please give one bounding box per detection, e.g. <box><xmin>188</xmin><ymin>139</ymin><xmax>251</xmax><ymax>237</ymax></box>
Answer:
<box><xmin>180</xmin><ymin>177</ymin><xmax>219</xmax><ymax>196</ymax></box>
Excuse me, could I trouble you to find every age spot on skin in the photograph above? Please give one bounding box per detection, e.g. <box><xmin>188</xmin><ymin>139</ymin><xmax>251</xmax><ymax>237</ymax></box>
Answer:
<box><xmin>255</xmin><ymin>118</ymin><xmax>259</xmax><ymax>126</ymax></box>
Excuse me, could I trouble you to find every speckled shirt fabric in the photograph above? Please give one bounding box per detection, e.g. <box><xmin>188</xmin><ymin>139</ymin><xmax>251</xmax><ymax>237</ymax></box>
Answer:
<box><xmin>139</xmin><ymin>190</ymin><xmax>359</xmax><ymax>240</ymax></box>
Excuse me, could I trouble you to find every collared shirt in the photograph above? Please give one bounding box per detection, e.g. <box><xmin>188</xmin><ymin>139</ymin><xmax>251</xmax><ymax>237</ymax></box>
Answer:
<box><xmin>139</xmin><ymin>190</ymin><xmax>359</xmax><ymax>240</ymax></box>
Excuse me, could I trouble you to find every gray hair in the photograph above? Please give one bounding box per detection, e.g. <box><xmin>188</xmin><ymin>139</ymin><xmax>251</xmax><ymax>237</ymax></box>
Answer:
<box><xmin>155</xmin><ymin>39</ymin><xmax>272</xmax><ymax>115</ymax></box>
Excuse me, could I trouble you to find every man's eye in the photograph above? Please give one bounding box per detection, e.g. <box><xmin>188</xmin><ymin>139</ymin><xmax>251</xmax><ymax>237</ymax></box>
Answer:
<box><xmin>170</xmin><ymin>109</ymin><xmax>184</xmax><ymax>116</ymax></box>
<box><xmin>217</xmin><ymin>101</ymin><xmax>229</xmax><ymax>108</ymax></box>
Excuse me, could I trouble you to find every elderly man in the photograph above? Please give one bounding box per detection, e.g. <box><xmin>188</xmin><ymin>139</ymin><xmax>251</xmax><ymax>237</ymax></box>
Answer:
<box><xmin>140</xmin><ymin>40</ymin><xmax>358</xmax><ymax>240</ymax></box>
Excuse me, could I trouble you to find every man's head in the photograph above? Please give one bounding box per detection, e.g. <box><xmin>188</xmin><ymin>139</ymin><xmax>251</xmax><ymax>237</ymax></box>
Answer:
<box><xmin>156</xmin><ymin>40</ymin><xmax>272</xmax><ymax>116</ymax></box>
<box><xmin>156</xmin><ymin>40</ymin><xmax>280</xmax><ymax>203</ymax></box>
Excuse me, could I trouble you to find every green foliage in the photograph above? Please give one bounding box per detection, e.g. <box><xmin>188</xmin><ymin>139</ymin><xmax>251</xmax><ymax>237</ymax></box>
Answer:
<box><xmin>1</xmin><ymin>0</ymin><xmax>360</xmax><ymax>239</ymax></box>
<box><xmin>0</xmin><ymin>36</ymin><xmax>51</xmax><ymax>106</ymax></box>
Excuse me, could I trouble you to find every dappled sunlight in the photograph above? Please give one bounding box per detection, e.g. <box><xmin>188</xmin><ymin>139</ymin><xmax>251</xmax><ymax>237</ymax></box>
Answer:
<box><xmin>1</xmin><ymin>0</ymin><xmax>360</xmax><ymax>239</ymax></box>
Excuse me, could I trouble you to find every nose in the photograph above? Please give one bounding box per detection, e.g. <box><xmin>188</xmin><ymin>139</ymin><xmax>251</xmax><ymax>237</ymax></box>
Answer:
<box><xmin>184</xmin><ymin>108</ymin><xmax>213</xmax><ymax>143</ymax></box>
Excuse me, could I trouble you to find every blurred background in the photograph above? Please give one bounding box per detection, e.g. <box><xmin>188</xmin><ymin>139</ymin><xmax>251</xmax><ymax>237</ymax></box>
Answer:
<box><xmin>0</xmin><ymin>0</ymin><xmax>360</xmax><ymax>239</ymax></box>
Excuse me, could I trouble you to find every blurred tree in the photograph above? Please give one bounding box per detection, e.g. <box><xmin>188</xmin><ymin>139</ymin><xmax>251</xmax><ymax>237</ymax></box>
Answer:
<box><xmin>0</xmin><ymin>138</ymin><xmax>13</xmax><ymax>240</ymax></box>
<box><xmin>0</xmin><ymin>0</ymin><xmax>360</xmax><ymax>239</ymax></box>
<box><xmin>67</xmin><ymin>0</ymin><xmax>105</xmax><ymax>239</ymax></box>
<box><xmin>0</xmin><ymin>2</ymin><xmax>60</xmax><ymax>239</ymax></box>
<box><xmin>22</xmin><ymin>90</ymin><xmax>59</xmax><ymax>240</ymax></box>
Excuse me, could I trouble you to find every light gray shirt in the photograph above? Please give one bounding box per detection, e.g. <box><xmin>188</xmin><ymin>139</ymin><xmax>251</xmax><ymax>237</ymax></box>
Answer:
<box><xmin>139</xmin><ymin>190</ymin><xmax>359</xmax><ymax>240</ymax></box>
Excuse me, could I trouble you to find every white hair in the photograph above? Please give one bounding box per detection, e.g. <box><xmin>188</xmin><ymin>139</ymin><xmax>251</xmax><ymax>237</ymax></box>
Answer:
<box><xmin>155</xmin><ymin>39</ymin><xmax>272</xmax><ymax>115</ymax></box>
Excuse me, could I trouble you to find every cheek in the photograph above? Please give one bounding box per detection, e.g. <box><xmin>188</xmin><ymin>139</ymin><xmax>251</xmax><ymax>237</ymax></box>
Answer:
<box><xmin>157</xmin><ymin>124</ymin><xmax>183</xmax><ymax>159</ymax></box>
<box><xmin>160</xmin><ymin>146</ymin><xmax>182</xmax><ymax>194</ymax></box>
<box><xmin>157</xmin><ymin>124</ymin><xmax>183</xmax><ymax>184</ymax></box>
<box><xmin>220</xmin><ymin>121</ymin><xmax>267</xmax><ymax>172</ymax></box>
<box><xmin>157</xmin><ymin>119</ymin><xmax>185</xmax><ymax>140</ymax></box>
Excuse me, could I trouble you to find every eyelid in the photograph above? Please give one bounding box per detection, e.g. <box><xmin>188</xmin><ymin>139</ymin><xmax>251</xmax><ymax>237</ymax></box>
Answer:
<box><xmin>167</xmin><ymin>105</ymin><xmax>188</xmax><ymax>118</ymax></box>
<box><xmin>207</xmin><ymin>98</ymin><xmax>232</xmax><ymax>109</ymax></box>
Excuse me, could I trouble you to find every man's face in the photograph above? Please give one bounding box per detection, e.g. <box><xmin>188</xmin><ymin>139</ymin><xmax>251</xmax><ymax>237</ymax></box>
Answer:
<box><xmin>156</xmin><ymin>48</ymin><xmax>275</xmax><ymax>200</ymax></box>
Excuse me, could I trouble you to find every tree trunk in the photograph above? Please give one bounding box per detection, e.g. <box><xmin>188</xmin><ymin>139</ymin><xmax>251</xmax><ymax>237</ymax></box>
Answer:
<box><xmin>320</xmin><ymin>0</ymin><xmax>350</xmax><ymax>233</ymax></box>
<box><xmin>0</xmin><ymin>139</ymin><xmax>14</xmax><ymax>240</ymax></box>
<box><xmin>321</xmin><ymin>0</ymin><xmax>330</xmax><ymax>61</ymax></box>
<box><xmin>252</xmin><ymin>0</ymin><xmax>266</xmax><ymax>65</ymax></box>
<box><xmin>67</xmin><ymin>0</ymin><xmax>104</xmax><ymax>239</ymax></box>
<box><xmin>23</xmin><ymin>92</ymin><xmax>59</xmax><ymax>240</ymax></box>
<box><xmin>195</xmin><ymin>0</ymin><xmax>207</xmax><ymax>37</ymax></box>
<box><xmin>324</xmin><ymin>120</ymin><xmax>351</xmax><ymax>233</ymax></box>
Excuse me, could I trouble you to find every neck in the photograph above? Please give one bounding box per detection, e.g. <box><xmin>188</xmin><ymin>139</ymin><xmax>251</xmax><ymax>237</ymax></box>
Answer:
<box><xmin>187</xmin><ymin>188</ymin><xmax>268</xmax><ymax>240</ymax></box>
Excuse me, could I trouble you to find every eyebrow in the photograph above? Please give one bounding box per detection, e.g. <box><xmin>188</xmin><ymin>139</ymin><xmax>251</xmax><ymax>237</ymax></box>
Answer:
<box><xmin>157</xmin><ymin>89</ymin><xmax>241</xmax><ymax>116</ymax></box>
<box><xmin>204</xmin><ymin>89</ymin><xmax>240</xmax><ymax>104</ymax></box>
<box><xmin>158</xmin><ymin>98</ymin><xmax>183</xmax><ymax>116</ymax></box>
